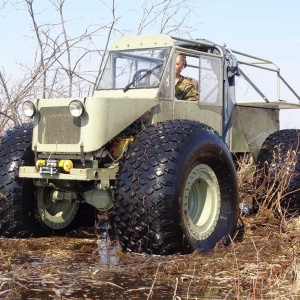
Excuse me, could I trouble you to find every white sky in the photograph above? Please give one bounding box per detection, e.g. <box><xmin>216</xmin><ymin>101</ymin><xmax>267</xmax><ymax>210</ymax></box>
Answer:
<box><xmin>0</xmin><ymin>0</ymin><xmax>300</xmax><ymax>104</ymax></box>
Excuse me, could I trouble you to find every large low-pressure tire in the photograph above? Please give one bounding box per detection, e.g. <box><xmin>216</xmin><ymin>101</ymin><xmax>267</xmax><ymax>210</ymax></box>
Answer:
<box><xmin>113</xmin><ymin>120</ymin><xmax>239</xmax><ymax>255</ymax></box>
<box><xmin>0</xmin><ymin>123</ymin><xmax>90</xmax><ymax>238</ymax></box>
<box><xmin>256</xmin><ymin>129</ymin><xmax>300</xmax><ymax>212</ymax></box>
<box><xmin>0</xmin><ymin>123</ymin><xmax>37</xmax><ymax>237</ymax></box>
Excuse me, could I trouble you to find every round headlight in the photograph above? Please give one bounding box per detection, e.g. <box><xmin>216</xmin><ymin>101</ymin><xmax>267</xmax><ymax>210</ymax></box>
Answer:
<box><xmin>23</xmin><ymin>101</ymin><xmax>36</xmax><ymax>117</ymax></box>
<box><xmin>69</xmin><ymin>100</ymin><xmax>85</xmax><ymax>117</ymax></box>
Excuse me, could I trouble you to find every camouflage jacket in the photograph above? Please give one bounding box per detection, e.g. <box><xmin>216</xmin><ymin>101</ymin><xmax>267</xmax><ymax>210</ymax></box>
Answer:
<box><xmin>175</xmin><ymin>76</ymin><xmax>199</xmax><ymax>101</ymax></box>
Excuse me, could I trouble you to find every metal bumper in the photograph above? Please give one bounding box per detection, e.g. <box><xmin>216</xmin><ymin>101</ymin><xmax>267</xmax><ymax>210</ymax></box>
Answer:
<box><xmin>19</xmin><ymin>166</ymin><xmax>118</xmax><ymax>186</ymax></box>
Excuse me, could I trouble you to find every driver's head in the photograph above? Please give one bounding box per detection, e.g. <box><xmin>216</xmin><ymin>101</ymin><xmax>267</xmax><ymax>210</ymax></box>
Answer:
<box><xmin>175</xmin><ymin>54</ymin><xmax>187</xmax><ymax>78</ymax></box>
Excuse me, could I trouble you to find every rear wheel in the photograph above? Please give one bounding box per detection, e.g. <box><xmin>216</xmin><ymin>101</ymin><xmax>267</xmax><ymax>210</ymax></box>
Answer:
<box><xmin>256</xmin><ymin>129</ymin><xmax>300</xmax><ymax>212</ymax></box>
<box><xmin>113</xmin><ymin>120</ymin><xmax>239</xmax><ymax>255</ymax></box>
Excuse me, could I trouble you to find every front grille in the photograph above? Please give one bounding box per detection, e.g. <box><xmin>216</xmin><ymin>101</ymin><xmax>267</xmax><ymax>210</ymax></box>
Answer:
<box><xmin>38</xmin><ymin>107</ymin><xmax>81</xmax><ymax>144</ymax></box>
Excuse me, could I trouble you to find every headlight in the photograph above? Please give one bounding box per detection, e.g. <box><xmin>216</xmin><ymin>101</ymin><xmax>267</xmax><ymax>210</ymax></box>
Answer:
<box><xmin>69</xmin><ymin>100</ymin><xmax>85</xmax><ymax>117</ymax></box>
<box><xmin>23</xmin><ymin>101</ymin><xmax>36</xmax><ymax>117</ymax></box>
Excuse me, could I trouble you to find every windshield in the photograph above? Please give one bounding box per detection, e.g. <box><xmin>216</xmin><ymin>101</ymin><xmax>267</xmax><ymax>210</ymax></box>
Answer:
<box><xmin>97</xmin><ymin>48</ymin><xmax>170</xmax><ymax>90</ymax></box>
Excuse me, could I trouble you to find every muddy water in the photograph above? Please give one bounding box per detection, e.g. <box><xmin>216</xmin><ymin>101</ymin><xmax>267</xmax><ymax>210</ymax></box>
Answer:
<box><xmin>0</xmin><ymin>215</ymin><xmax>299</xmax><ymax>300</ymax></box>
<box><xmin>0</xmin><ymin>230</ymin><xmax>224</xmax><ymax>300</ymax></box>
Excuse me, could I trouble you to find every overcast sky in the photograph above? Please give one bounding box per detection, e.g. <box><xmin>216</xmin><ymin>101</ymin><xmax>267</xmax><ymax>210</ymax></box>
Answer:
<box><xmin>0</xmin><ymin>0</ymin><xmax>299</xmax><ymax>105</ymax></box>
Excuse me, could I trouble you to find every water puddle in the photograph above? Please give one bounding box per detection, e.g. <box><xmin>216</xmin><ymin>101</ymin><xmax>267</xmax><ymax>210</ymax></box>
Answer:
<box><xmin>0</xmin><ymin>232</ymin><xmax>223</xmax><ymax>299</ymax></box>
<box><xmin>0</xmin><ymin>215</ymin><xmax>299</xmax><ymax>299</ymax></box>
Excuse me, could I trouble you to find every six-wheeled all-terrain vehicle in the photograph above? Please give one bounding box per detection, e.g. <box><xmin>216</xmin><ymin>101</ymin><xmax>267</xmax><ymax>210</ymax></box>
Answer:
<box><xmin>0</xmin><ymin>34</ymin><xmax>300</xmax><ymax>255</ymax></box>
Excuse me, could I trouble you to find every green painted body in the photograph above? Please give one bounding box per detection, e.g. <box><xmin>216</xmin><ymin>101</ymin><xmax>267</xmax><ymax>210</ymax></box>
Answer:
<box><xmin>20</xmin><ymin>34</ymin><xmax>300</xmax><ymax>183</ymax></box>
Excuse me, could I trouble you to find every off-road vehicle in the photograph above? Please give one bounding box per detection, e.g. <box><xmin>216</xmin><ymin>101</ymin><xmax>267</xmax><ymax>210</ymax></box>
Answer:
<box><xmin>0</xmin><ymin>34</ymin><xmax>299</xmax><ymax>255</ymax></box>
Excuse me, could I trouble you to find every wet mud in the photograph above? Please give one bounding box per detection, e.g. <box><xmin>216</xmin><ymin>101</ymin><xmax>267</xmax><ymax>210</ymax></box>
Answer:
<box><xmin>0</xmin><ymin>215</ymin><xmax>299</xmax><ymax>300</ymax></box>
<box><xmin>0</xmin><ymin>233</ymin><xmax>212</xmax><ymax>300</ymax></box>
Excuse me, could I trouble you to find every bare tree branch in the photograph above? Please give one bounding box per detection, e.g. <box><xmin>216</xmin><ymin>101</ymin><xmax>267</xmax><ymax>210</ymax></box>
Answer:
<box><xmin>0</xmin><ymin>0</ymin><xmax>199</xmax><ymax>132</ymax></box>
<box><xmin>93</xmin><ymin>0</ymin><xmax>119</xmax><ymax>91</ymax></box>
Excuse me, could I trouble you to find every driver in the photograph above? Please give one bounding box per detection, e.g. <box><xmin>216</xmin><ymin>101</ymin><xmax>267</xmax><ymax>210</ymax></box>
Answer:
<box><xmin>175</xmin><ymin>54</ymin><xmax>199</xmax><ymax>101</ymax></box>
<box><xmin>141</xmin><ymin>54</ymin><xmax>199</xmax><ymax>122</ymax></box>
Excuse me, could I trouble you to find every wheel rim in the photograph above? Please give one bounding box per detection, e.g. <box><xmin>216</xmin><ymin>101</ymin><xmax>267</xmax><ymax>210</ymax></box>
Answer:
<box><xmin>182</xmin><ymin>164</ymin><xmax>221</xmax><ymax>240</ymax></box>
<box><xmin>36</xmin><ymin>187</ymin><xmax>79</xmax><ymax>230</ymax></box>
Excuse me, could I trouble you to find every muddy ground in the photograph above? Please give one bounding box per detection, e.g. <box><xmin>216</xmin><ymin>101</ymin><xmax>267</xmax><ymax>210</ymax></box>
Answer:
<box><xmin>0</xmin><ymin>214</ymin><xmax>299</xmax><ymax>300</ymax></box>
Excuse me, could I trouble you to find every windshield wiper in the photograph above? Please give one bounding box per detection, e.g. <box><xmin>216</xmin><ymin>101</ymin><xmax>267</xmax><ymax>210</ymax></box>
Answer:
<box><xmin>123</xmin><ymin>63</ymin><xmax>163</xmax><ymax>92</ymax></box>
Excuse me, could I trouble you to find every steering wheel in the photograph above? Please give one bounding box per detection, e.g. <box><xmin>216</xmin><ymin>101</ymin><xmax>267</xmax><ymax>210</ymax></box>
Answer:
<box><xmin>132</xmin><ymin>69</ymin><xmax>160</xmax><ymax>87</ymax></box>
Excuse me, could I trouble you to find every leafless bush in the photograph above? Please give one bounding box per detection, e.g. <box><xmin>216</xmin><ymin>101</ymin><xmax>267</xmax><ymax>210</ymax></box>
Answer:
<box><xmin>0</xmin><ymin>0</ymin><xmax>198</xmax><ymax>134</ymax></box>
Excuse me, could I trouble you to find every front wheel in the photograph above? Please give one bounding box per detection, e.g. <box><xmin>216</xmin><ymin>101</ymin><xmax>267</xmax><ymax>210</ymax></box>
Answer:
<box><xmin>113</xmin><ymin>120</ymin><xmax>239</xmax><ymax>255</ymax></box>
<box><xmin>0</xmin><ymin>124</ymin><xmax>91</xmax><ymax>237</ymax></box>
<box><xmin>181</xmin><ymin>163</ymin><xmax>221</xmax><ymax>244</ymax></box>
<box><xmin>0</xmin><ymin>123</ymin><xmax>39</xmax><ymax>237</ymax></box>
<box><xmin>35</xmin><ymin>185</ymin><xmax>79</xmax><ymax>231</ymax></box>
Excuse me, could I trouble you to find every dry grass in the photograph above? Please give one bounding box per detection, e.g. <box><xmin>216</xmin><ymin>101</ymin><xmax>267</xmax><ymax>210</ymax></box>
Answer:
<box><xmin>0</xmin><ymin>218</ymin><xmax>299</xmax><ymax>299</ymax></box>
<box><xmin>141</xmin><ymin>215</ymin><xmax>299</xmax><ymax>299</ymax></box>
